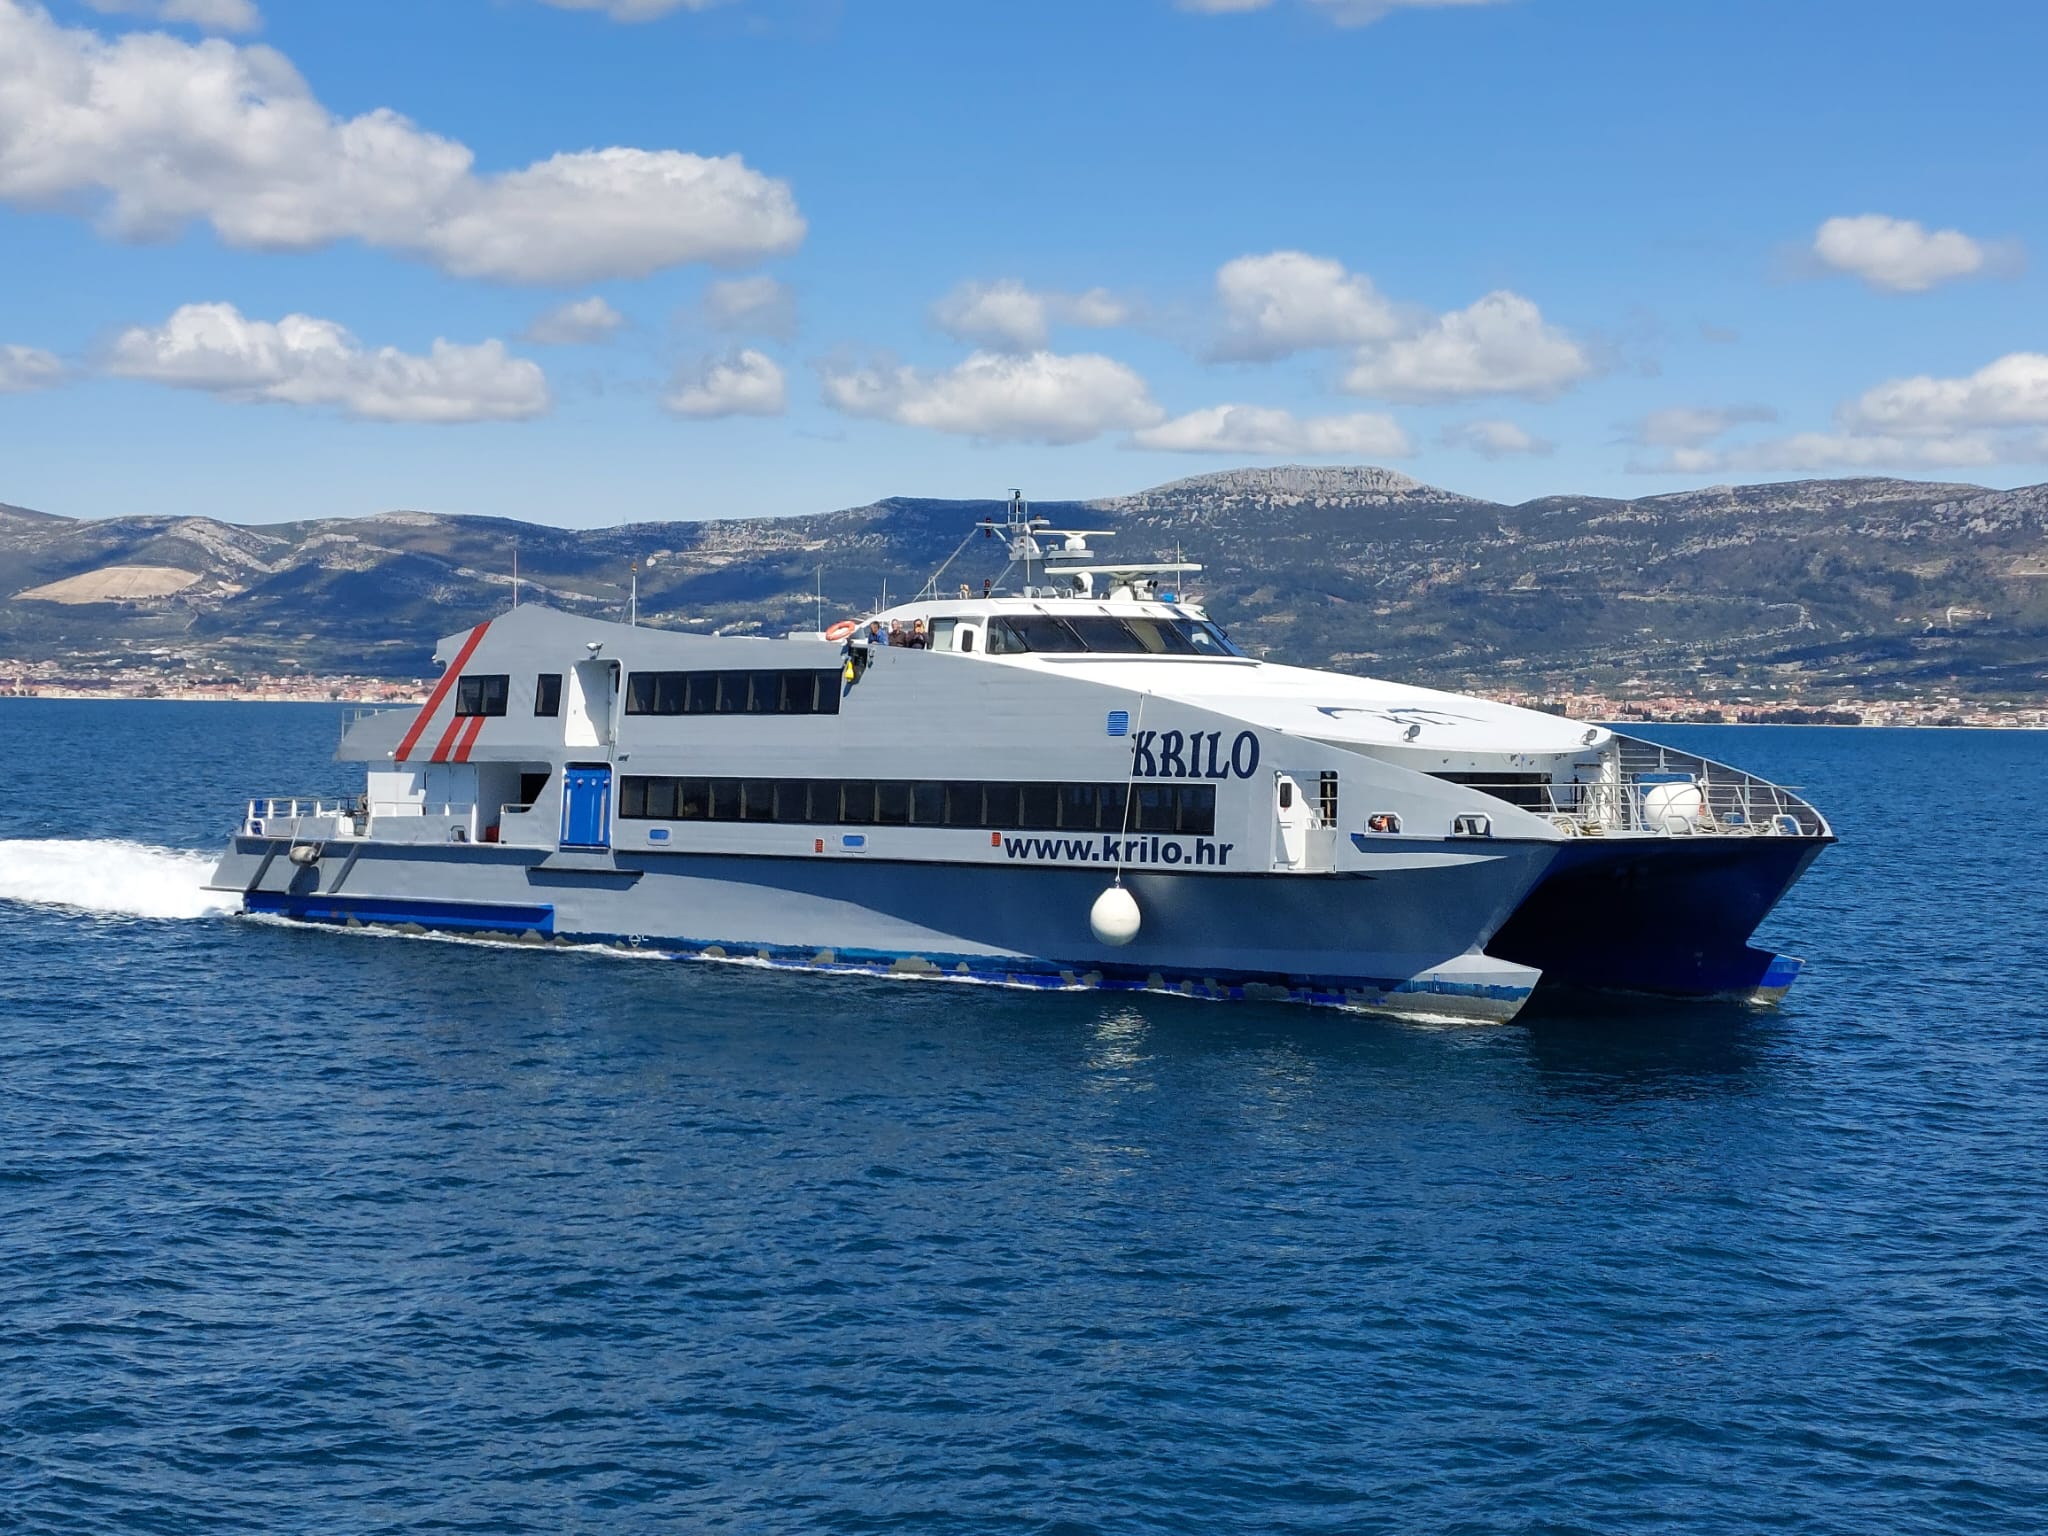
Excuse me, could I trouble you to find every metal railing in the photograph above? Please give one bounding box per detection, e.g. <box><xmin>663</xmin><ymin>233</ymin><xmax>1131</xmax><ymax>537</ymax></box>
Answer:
<box><xmin>244</xmin><ymin>794</ymin><xmax>366</xmax><ymax>839</ymax></box>
<box><xmin>245</xmin><ymin>794</ymin><xmax>483</xmax><ymax>843</ymax></box>
<box><xmin>1441</xmin><ymin>735</ymin><xmax>1829</xmax><ymax>839</ymax></box>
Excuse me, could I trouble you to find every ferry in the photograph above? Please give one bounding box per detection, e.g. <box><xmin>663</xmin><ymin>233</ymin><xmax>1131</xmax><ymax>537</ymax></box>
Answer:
<box><xmin>208</xmin><ymin>497</ymin><xmax>1833</xmax><ymax>1023</ymax></box>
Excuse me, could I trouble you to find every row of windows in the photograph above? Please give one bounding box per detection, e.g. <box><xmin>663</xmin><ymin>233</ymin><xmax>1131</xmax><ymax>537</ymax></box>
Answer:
<box><xmin>618</xmin><ymin>777</ymin><xmax>1218</xmax><ymax>835</ymax></box>
<box><xmin>625</xmin><ymin>670</ymin><xmax>842</xmax><ymax>717</ymax></box>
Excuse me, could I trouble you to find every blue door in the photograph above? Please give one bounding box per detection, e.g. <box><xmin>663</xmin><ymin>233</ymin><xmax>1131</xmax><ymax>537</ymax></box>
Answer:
<box><xmin>560</xmin><ymin>764</ymin><xmax>613</xmax><ymax>849</ymax></box>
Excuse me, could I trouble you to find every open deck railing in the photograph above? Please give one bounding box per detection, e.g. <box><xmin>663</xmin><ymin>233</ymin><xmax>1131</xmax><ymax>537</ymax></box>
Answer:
<box><xmin>1448</xmin><ymin>735</ymin><xmax>1829</xmax><ymax>839</ymax></box>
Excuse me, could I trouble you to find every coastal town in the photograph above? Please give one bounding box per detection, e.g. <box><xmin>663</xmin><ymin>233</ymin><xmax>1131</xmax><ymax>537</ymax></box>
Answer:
<box><xmin>4</xmin><ymin>655</ymin><xmax>2043</xmax><ymax>728</ymax></box>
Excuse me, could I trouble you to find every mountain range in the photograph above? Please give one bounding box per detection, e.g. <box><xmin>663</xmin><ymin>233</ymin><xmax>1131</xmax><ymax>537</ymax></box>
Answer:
<box><xmin>4</xmin><ymin>465</ymin><xmax>2046</xmax><ymax>700</ymax></box>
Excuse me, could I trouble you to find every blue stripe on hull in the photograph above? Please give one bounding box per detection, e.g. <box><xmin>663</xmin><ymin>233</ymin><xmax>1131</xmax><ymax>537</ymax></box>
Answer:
<box><xmin>1488</xmin><ymin>835</ymin><xmax>1829</xmax><ymax>1002</ymax></box>
<box><xmin>243</xmin><ymin>890</ymin><xmax>556</xmax><ymax>935</ymax></box>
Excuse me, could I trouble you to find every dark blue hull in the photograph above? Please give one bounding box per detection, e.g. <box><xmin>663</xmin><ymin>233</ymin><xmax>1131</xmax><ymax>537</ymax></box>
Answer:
<box><xmin>1487</xmin><ymin>834</ymin><xmax>1831</xmax><ymax>1002</ymax></box>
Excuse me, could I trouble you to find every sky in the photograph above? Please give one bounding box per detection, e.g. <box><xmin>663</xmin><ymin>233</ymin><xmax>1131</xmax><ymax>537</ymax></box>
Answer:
<box><xmin>0</xmin><ymin>0</ymin><xmax>2043</xmax><ymax>528</ymax></box>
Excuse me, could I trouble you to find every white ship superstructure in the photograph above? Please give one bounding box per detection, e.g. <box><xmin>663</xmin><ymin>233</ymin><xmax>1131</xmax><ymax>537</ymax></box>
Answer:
<box><xmin>209</xmin><ymin>496</ymin><xmax>1832</xmax><ymax>1021</ymax></box>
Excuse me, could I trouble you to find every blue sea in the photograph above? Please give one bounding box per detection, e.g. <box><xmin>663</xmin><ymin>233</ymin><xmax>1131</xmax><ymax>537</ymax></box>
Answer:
<box><xmin>2</xmin><ymin>701</ymin><xmax>2045</xmax><ymax>1534</ymax></box>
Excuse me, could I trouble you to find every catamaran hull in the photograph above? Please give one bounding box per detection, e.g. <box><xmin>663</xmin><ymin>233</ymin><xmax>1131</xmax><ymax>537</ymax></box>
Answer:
<box><xmin>209</xmin><ymin>836</ymin><xmax>1553</xmax><ymax>1023</ymax></box>
<box><xmin>1485</xmin><ymin>834</ymin><xmax>1832</xmax><ymax>1005</ymax></box>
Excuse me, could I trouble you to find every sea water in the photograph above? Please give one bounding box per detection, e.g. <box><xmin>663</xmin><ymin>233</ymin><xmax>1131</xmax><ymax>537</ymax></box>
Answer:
<box><xmin>1</xmin><ymin>700</ymin><xmax>2044</xmax><ymax>1534</ymax></box>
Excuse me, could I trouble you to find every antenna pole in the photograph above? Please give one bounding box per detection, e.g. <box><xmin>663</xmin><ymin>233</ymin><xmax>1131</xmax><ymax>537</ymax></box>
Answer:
<box><xmin>630</xmin><ymin>560</ymin><xmax>639</xmax><ymax>627</ymax></box>
<box><xmin>511</xmin><ymin>540</ymin><xmax>519</xmax><ymax>609</ymax></box>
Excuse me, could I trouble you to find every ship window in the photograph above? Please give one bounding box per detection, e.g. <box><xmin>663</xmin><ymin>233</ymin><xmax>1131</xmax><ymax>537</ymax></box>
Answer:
<box><xmin>742</xmin><ymin>672</ymin><xmax>777</xmax><ymax>714</ymax></box>
<box><xmin>740</xmin><ymin>779</ymin><xmax>775</xmax><ymax>821</ymax></box>
<box><xmin>911</xmin><ymin>783</ymin><xmax>945</xmax><ymax>824</ymax></box>
<box><xmin>982</xmin><ymin>783</ymin><xmax>1022</xmax><ymax>830</ymax></box>
<box><xmin>685</xmin><ymin>673</ymin><xmax>718</xmax><ymax>715</ymax></box>
<box><xmin>805</xmin><ymin>780</ymin><xmax>840</xmax><ymax>822</ymax></box>
<box><xmin>928</xmin><ymin>619</ymin><xmax>958</xmax><ymax>653</ymax></box>
<box><xmin>841</xmin><ymin>781</ymin><xmax>876</xmax><ymax>824</ymax></box>
<box><xmin>455</xmin><ymin>674</ymin><xmax>508</xmax><ymax>716</ymax></box>
<box><xmin>1178</xmin><ymin>784</ymin><xmax>1217</xmax><ymax>836</ymax></box>
<box><xmin>773</xmin><ymin>782</ymin><xmax>809</xmax><ymax>823</ymax></box>
<box><xmin>1134</xmin><ymin>784</ymin><xmax>1176</xmax><ymax>832</ymax></box>
<box><xmin>710</xmin><ymin>779</ymin><xmax>742</xmax><ymax>820</ymax></box>
<box><xmin>986</xmin><ymin>615</ymin><xmax>1086</xmax><ymax>654</ymax></box>
<box><xmin>943</xmin><ymin>782</ymin><xmax>982</xmax><ymax>827</ymax></box>
<box><xmin>1172</xmin><ymin>620</ymin><xmax>1245</xmax><ymax>658</ymax></box>
<box><xmin>1120</xmin><ymin>617</ymin><xmax>1197</xmax><ymax>655</ymax></box>
<box><xmin>625</xmin><ymin>671</ymin><xmax>689</xmax><ymax>715</ymax></box>
<box><xmin>715</xmin><ymin>673</ymin><xmax>747</xmax><ymax>715</ymax></box>
<box><xmin>1019</xmin><ymin>783</ymin><xmax>1060</xmax><ymax>830</ymax></box>
<box><xmin>534</xmin><ymin>674</ymin><xmax>562</xmax><ymax>716</ymax></box>
<box><xmin>1060</xmin><ymin>784</ymin><xmax>1100</xmax><ymax>830</ymax></box>
<box><xmin>618</xmin><ymin>777</ymin><xmax>646</xmax><ymax>818</ymax></box>
<box><xmin>958</xmin><ymin>629</ymin><xmax>976</xmax><ymax>654</ymax></box>
<box><xmin>1061</xmin><ymin>618</ymin><xmax>1149</xmax><ymax>655</ymax></box>
<box><xmin>876</xmin><ymin>782</ymin><xmax>911</xmax><ymax>825</ymax></box>
<box><xmin>678</xmin><ymin>779</ymin><xmax>709</xmax><ymax>819</ymax></box>
<box><xmin>642</xmin><ymin>776</ymin><xmax>678</xmax><ymax>820</ymax></box>
<box><xmin>1098</xmin><ymin>785</ymin><xmax>1130</xmax><ymax>833</ymax></box>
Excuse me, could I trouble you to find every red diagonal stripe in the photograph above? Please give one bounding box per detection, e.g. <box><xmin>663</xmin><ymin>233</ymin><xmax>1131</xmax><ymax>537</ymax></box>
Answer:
<box><xmin>428</xmin><ymin>711</ymin><xmax>468</xmax><ymax>763</ymax></box>
<box><xmin>394</xmin><ymin>620</ymin><xmax>490</xmax><ymax>761</ymax></box>
<box><xmin>452</xmin><ymin>713</ymin><xmax>487</xmax><ymax>763</ymax></box>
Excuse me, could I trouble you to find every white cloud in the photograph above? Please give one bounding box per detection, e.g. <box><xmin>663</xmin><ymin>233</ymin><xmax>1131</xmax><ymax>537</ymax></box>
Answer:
<box><xmin>1212</xmin><ymin>251</ymin><xmax>1403</xmax><ymax>360</ymax></box>
<box><xmin>664</xmin><ymin>348</ymin><xmax>785</xmax><ymax>418</ymax></box>
<box><xmin>535</xmin><ymin>0</ymin><xmax>718</xmax><ymax>19</ymax></box>
<box><xmin>0</xmin><ymin>1</ymin><xmax>803</xmax><ymax>283</ymax></box>
<box><xmin>821</xmin><ymin>350</ymin><xmax>1162</xmax><ymax>445</ymax></box>
<box><xmin>1179</xmin><ymin>0</ymin><xmax>1515</xmax><ymax>24</ymax></box>
<box><xmin>1646</xmin><ymin>433</ymin><xmax>2010</xmax><ymax>476</ymax></box>
<box><xmin>0</xmin><ymin>343</ymin><xmax>63</xmax><ymax>393</ymax></box>
<box><xmin>1343</xmin><ymin>291</ymin><xmax>1591</xmax><ymax>401</ymax></box>
<box><xmin>1841</xmin><ymin>353</ymin><xmax>2048</xmax><ymax>435</ymax></box>
<box><xmin>106</xmin><ymin>302</ymin><xmax>549</xmax><ymax>423</ymax></box>
<box><xmin>931</xmin><ymin>279</ymin><xmax>1131</xmax><ymax>352</ymax></box>
<box><xmin>1631</xmin><ymin>354</ymin><xmax>2048</xmax><ymax>475</ymax></box>
<box><xmin>1134</xmin><ymin>404</ymin><xmax>1413</xmax><ymax>457</ymax></box>
<box><xmin>81</xmin><ymin>0</ymin><xmax>259</xmax><ymax>33</ymax></box>
<box><xmin>705</xmin><ymin>274</ymin><xmax>796</xmax><ymax>338</ymax></box>
<box><xmin>523</xmin><ymin>296</ymin><xmax>624</xmax><ymax>345</ymax></box>
<box><xmin>1441</xmin><ymin>418</ymin><xmax>1553</xmax><ymax>459</ymax></box>
<box><xmin>1628</xmin><ymin>404</ymin><xmax>1777</xmax><ymax>448</ymax></box>
<box><xmin>1811</xmin><ymin>214</ymin><xmax>2005</xmax><ymax>293</ymax></box>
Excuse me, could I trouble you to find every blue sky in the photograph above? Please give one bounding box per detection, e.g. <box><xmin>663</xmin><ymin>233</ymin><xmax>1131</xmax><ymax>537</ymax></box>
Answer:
<box><xmin>1</xmin><ymin>0</ymin><xmax>2043</xmax><ymax>527</ymax></box>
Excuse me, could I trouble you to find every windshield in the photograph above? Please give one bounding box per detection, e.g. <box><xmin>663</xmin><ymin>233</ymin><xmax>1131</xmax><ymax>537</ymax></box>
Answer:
<box><xmin>983</xmin><ymin>612</ymin><xmax>1245</xmax><ymax>658</ymax></box>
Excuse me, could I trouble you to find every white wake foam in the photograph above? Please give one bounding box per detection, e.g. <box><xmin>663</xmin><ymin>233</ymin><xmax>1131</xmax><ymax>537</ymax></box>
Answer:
<box><xmin>0</xmin><ymin>839</ymin><xmax>241</xmax><ymax>920</ymax></box>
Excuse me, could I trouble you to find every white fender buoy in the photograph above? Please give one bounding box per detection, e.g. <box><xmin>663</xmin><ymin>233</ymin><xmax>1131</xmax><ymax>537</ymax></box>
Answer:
<box><xmin>1090</xmin><ymin>884</ymin><xmax>1141</xmax><ymax>947</ymax></box>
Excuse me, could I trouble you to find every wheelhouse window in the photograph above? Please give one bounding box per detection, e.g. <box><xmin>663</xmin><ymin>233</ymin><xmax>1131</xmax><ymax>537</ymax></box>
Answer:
<box><xmin>534</xmin><ymin>673</ymin><xmax>562</xmax><ymax>717</ymax></box>
<box><xmin>975</xmin><ymin>613</ymin><xmax>1244</xmax><ymax>658</ymax></box>
<box><xmin>455</xmin><ymin>674</ymin><xmax>508</xmax><ymax>716</ymax></box>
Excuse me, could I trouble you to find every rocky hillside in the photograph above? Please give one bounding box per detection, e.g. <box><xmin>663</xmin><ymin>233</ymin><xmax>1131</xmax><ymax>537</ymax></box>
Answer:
<box><xmin>3</xmin><ymin>468</ymin><xmax>2045</xmax><ymax>699</ymax></box>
